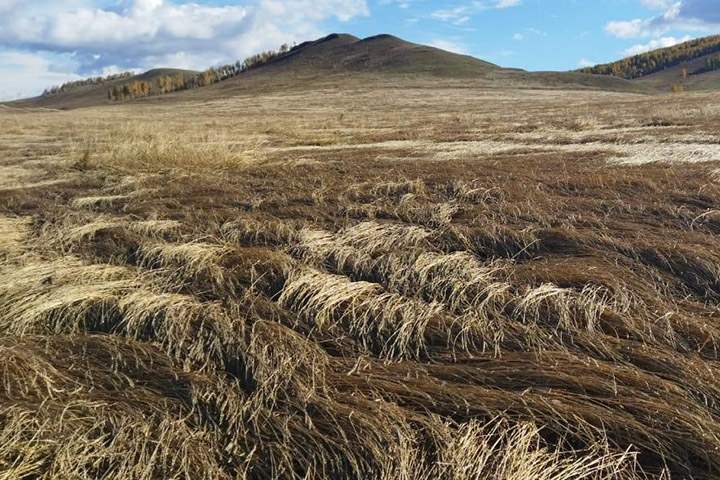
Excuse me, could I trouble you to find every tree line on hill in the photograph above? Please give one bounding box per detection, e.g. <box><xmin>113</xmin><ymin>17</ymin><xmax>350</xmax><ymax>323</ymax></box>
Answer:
<box><xmin>109</xmin><ymin>44</ymin><xmax>291</xmax><ymax>101</ymax></box>
<box><xmin>42</xmin><ymin>72</ymin><xmax>134</xmax><ymax>97</ymax></box>
<box><xmin>700</xmin><ymin>54</ymin><xmax>720</xmax><ymax>74</ymax></box>
<box><xmin>579</xmin><ymin>35</ymin><xmax>720</xmax><ymax>79</ymax></box>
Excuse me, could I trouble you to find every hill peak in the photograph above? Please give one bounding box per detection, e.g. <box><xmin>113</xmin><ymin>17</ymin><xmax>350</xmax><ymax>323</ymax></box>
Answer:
<box><xmin>256</xmin><ymin>33</ymin><xmax>500</xmax><ymax>77</ymax></box>
<box><xmin>359</xmin><ymin>34</ymin><xmax>405</xmax><ymax>43</ymax></box>
<box><xmin>321</xmin><ymin>33</ymin><xmax>360</xmax><ymax>43</ymax></box>
<box><xmin>290</xmin><ymin>33</ymin><xmax>359</xmax><ymax>54</ymax></box>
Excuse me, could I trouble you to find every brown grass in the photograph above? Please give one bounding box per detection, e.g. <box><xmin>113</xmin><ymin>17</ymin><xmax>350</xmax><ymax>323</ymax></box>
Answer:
<box><xmin>1</xmin><ymin>79</ymin><xmax>720</xmax><ymax>478</ymax></box>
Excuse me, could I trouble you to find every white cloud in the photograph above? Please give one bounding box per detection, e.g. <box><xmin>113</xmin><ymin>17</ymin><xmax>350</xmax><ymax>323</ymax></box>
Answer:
<box><xmin>640</xmin><ymin>0</ymin><xmax>673</xmax><ymax>7</ymax></box>
<box><xmin>378</xmin><ymin>0</ymin><xmax>415</xmax><ymax>7</ymax></box>
<box><xmin>606</xmin><ymin>0</ymin><xmax>720</xmax><ymax>38</ymax></box>
<box><xmin>578</xmin><ymin>58</ymin><xmax>595</xmax><ymax>68</ymax></box>
<box><xmin>431</xmin><ymin>7</ymin><xmax>468</xmax><ymax>22</ymax></box>
<box><xmin>0</xmin><ymin>0</ymin><xmax>368</xmax><ymax>100</ymax></box>
<box><xmin>496</xmin><ymin>0</ymin><xmax>521</xmax><ymax>8</ymax></box>
<box><xmin>429</xmin><ymin>39</ymin><xmax>469</xmax><ymax>55</ymax></box>
<box><xmin>430</xmin><ymin>0</ymin><xmax>522</xmax><ymax>23</ymax></box>
<box><xmin>622</xmin><ymin>35</ymin><xmax>694</xmax><ymax>56</ymax></box>
<box><xmin>606</xmin><ymin>19</ymin><xmax>646</xmax><ymax>39</ymax></box>
<box><xmin>0</xmin><ymin>0</ymin><xmax>19</xmax><ymax>14</ymax></box>
<box><xmin>513</xmin><ymin>33</ymin><xmax>524</xmax><ymax>40</ymax></box>
<box><xmin>0</xmin><ymin>49</ymin><xmax>83</xmax><ymax>100</ymax></box>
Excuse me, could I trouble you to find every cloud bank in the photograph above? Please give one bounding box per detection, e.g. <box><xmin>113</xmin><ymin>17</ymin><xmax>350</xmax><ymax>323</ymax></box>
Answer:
<box><xmin>622</xmin><ymin>35</ymin><xmax>694</xmax><ymax>56</ymax></box>
<box><xmin>0</xmin><ymin>0</ymin><xmax>368</xmax><ymax>100</ymax></box>
<box><xmin>430</xmin><ymin>0</ymin><xmax>522</xmax><ymax>23</ymax></box>
<box><xmin>606</xmin><ymin>0</ymin><xmax>720</xmax><ymax>39</ymax></box>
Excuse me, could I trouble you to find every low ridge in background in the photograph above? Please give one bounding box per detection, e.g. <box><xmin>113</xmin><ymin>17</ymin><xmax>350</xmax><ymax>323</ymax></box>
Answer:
<box><xmin>579</xmin><ymin>34</ymin><xmax>720</xmax><ymax>91</ymax></box>
<box><xmin>13</xmin><ymin>69</ymin><xmax>199</xmax><ymax>110</ymax></box>
<box><xmin>6</xmin><ymin>33</ymin><xmax>650</xmax><ymax>110</ymax></box>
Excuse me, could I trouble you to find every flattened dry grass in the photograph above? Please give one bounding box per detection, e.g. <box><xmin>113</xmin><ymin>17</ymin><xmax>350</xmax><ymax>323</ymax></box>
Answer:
<box><xmin>279</xmin><ymin>267</ymin><xmax>449</xmax><ymax>359</ymax></box>
<box><xmin>3</xmin><ymin>83</ymin><xmax>720</xmax><ymax>479</ymax></box>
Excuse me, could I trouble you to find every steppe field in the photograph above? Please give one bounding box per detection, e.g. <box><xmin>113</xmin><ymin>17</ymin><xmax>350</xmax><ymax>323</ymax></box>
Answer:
<box><xmin>2</xmin><ymin>79</ymin><xmax>720</xmax><ymax>479</ymax></box>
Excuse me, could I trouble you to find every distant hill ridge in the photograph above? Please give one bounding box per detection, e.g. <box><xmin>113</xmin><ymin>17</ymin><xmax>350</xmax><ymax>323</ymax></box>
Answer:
<box><xmin>4</xmin><ymin>33</ymin><xmax>651</xmax><ymax>109</ymax></box>
<box><xmin>579</xmin><ymin>35</ymin><xmax>720</xmax><ymax>79</ymax></box>
<box><xmin>42</xmin><ymin>72</ymin><xmax>134</xmax><ymax>97</ymax></box>
<box><xmin>258</xmin><ymin>33</ymin><xmax>502</xmax><ymax>76</ymax></box>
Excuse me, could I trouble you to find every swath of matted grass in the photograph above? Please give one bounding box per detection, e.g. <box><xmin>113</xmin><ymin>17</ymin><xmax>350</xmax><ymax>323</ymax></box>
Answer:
<box><xmin>0</xmin><ymin>335</ymin><xmax>241</xmax><ymax>479</ymax></box>
<box><xmin>0</xmin><ymin>262</ymin><xmax>645</xmax><ymax>479</ymax></box>
<box><xmin>279</xmin><ymin>267</ymin><xmax>447</xmax><ymax>359</ymax></box>
<box><xmin>5</xmin><ymin>85</ymin><xmax>720</xmax><ymax>479</ymax></box>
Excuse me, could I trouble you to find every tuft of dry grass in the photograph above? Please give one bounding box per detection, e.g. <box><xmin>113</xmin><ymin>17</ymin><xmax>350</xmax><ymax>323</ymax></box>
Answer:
<box><xmin>279</xmin><ymin>267</ymin><xmax>447</xmax><ymax>359</ymax></box>
<box><xmin>0</xmin><ymin>216</ymin><xmax>33</xmax><ymax>263</ymax></box>
<box><xmin>70</xmin><ymin>123</ymin><xmax>265</xmax><ymax>173</ymax></box>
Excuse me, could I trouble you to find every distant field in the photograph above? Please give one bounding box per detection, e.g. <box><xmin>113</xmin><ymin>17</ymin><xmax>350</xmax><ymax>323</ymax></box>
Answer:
<box><xmin>1</xmin><ymin>80</ymin><xmax>720</xmax><ymax>479</ymax></box>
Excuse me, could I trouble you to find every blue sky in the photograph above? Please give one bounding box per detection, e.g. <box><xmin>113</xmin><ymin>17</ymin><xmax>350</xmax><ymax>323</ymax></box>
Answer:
<box><xmin>340</xmin><ymin>0</ymin><xmax>694</xmax><ymax>70</ymax></box>
<box><xmin>1</xmin><ymin>0</ymin><xmax>719</xmax><ymax>100</ymax></box>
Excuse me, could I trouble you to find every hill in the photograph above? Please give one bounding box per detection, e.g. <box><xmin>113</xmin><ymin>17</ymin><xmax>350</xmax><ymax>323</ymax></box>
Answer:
<box><xmin>4</xmin><ymin>33</ymin><xmax>650</xmax><ymax>109</ymax></box>
<box><xmin>633</xmin><ymin>52</ymin><xmax>720</xmax><ymax>91</ymax></box>
<box><xmin>258</xmin><ymin>33</ymin><xmax>501</xmax><ymax>76</ymax></box>
<box><xmin>199</xmin><ymin>33</ymin><xmax>648</xmax><ymax>95</ymax></box>
<box><xmin>6</xmin><ymin>68</ymin><xmax>198</xmax><ymax>110</ymax></box>
<box><xmin>578</xmin><ymin>35</ymin><xmax>720</xmax><ymax>91</ymax></box>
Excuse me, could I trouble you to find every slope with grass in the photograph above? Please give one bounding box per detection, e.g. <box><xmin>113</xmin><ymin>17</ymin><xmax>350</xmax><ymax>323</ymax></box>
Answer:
<box><xmin>4</xmin><ymin>33</ymin><xmax>650</xmax><ymax>110</ymax></box>
<box><xmin>579</xmin><ymin>34</ymin><xmax>720</xmax><ymax>91</ymax></box>
<box><xmin>7</xmin><ymin>68</ymin><xmax>199</xmax><ymax>109</ymax></box>
<box><xmin>632</xmin><ymin>54</ymin><xmax>720</xmax><ymax>90</ymax></box>
<box><xmin>257</xmin><ymin>33</ymin><xmax>501</xmax><ymax>76</ymax></box>
<box><xmin>210</xmin><ymin>33</ymin><xmax>649</xmax><ymax>95</ymax></box>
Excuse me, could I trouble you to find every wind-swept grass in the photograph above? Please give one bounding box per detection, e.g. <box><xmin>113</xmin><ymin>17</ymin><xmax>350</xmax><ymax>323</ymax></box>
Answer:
<box><xmin>2</xmin><ymin>78</ymin><xmax>720</xmax><ymax>479</ymax></box>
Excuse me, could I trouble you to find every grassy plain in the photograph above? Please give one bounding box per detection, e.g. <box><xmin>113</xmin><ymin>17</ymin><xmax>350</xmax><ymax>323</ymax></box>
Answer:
<box><xmin>1</xmin><ymin>79</ymin><xmax>720</xmax><ymax>478</ymax></box>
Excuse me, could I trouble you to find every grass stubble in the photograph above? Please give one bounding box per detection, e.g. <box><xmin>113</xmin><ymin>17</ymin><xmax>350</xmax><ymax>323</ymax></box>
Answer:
<box><xmin>1</xmin><ymin>81</ymin><xmax>720</xmax><ymax>478</ymax></box>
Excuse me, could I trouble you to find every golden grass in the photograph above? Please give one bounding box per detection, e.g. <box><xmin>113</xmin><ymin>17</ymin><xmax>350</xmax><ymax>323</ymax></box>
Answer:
<box><xmin>0</xmin><ymin>216</ymin><xmax>32</xmax><ymax>263</ymax></box>
<box><xmin>69</xmin><ymin>123</ymin><xmax>265</xmax><ymax>173</ymax></box>
<box><xmin>279</xmin><ymin>267</ymin><xmax>449</xmax><ymax>359</ymax></box>
<box><xmin>2</xmin><ymin>80</ymin><xmax>720</xmax><ymax>478</ymax></box>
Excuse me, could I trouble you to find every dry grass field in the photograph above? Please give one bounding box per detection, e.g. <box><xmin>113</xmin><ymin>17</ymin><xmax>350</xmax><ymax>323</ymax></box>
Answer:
<box><xmin>2</xmin><ymin>78</ymin><xmax>720</xmax><ymax>479</ymax></box>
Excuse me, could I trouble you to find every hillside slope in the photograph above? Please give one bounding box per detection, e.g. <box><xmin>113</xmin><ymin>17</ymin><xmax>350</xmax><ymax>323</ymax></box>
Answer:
<box><xmin>578</xmin><ymin>35</ymin><xmax>720</xmax><ymax>91</ymax></box>
<box><xmin>195</xmin><ymin>33</ymin><xmax>650</xmax><ymax>98</ymax></box>
<box><xmin>262</xmin><ymin>33</ymin><xmax>501</xmax><ymax>76</ymax></box>
<box><xmin>6</xmin><ymin>69</ymin><xmax>198</xmax><ymax>110</ymax></box>
<box><xmin>633</xmin><ymin>53</ymin><xmax>720</xmax><ymax>90</ymax></box>
<box><xmin>4</xmin><ymin>33</ymin><xmax>650</xmax><ymax>109</ymax></box>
